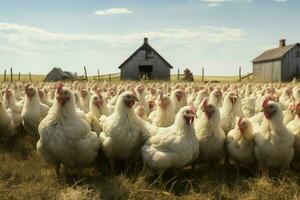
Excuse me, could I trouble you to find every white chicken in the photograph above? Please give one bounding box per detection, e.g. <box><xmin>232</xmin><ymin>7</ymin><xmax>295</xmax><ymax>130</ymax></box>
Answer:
<box><xmin>193</xmin><ymin>89</ymin><xmax>208</xmax><ymax>109</ymax></box>
<box><xmin>37</xmin><ymin>83</ymin><xmax>99</xmax><ymax>176</ymax></box>
<box><xmin>80</xmin><ymin>89</ymin><xmax>91</xmax><ymax>113</ymax></box>
<box><xmin>38</xmin><ymin>89</ymin><xmax>52</xmax><ymax>107</ymax></box>
<box><xmin>0</xmin><ymin>101</ymin><xmax>14</xmax><ymax>139</ymax></box>
<box><xmin>134</xmin><ymin>85</ymin><xmax>150</xmax><ymax>114</ymax></box>
<box><xmin>194</xmin><ymin>99</ymin><xmax>225</xmax><ymax>165</ymax></box>
<box><xmin>209</xmin><ymin>88</ymin><xmax>222</xmax><ymax>107</ymax></box>
<box><xmin>3</xmin><ymin>89</ymin><xmax>22</xmax><ymax>128</ymax></box>
<box><xmin>148</xmin><ymin>94</ymin><xmax>175</xmax><ymax>127</ymax></box>
<box><xmin>170</xmin><ymin>89</ymin><xmax>187</xmax><ymax>113</ymax></box>
<box><xmin>135</xmin><ymin>104</ymin><xmax>148</xmax><ymax>121</ymax></box>
<box><xmin>99</xmin><ymin>91</ymin><xmax>149</xmax><ymax>172</ymax></box>
<box><xmin>226</xmin><ymin>117</ymin><xmax>256</xmax><ymax>166</ymax></box>
<box><xmin>142</xmin><ymin>106</ymin><xmax>199</xmax><ymax>174</ymax></box>
<box><xmin>221</xmin><ymin>91</ymin><xmax>243</xmax><ymax>134</ymax></box>
<box><xmin>287</xmin><ymin>102</ymin><xmax>300</xmax><ymax>160</ymax></box>
<box><xmin>254</xmin><ymin>99</ymin><xmax>294</xmax><ymax>172</ymax></box>
<box><xmin>21</xmin><ymin>85</ymin><xmax>49</xmax><ymax>136</ymax></box>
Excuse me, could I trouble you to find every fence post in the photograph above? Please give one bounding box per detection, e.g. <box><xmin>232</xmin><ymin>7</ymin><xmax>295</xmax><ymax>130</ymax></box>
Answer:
<box><xmin>4</xmin><ymin>69</ymin><xmax>6</xmax><ymax>82</ymax></box>
<box><xmin>109</xmin><ymin>74</ymin><xmax>111</xmax><ymax>81</ymax></box>
<box><xmin>177</xmin><ymin>69</ymin><xmax>180</xmax><ymax>81</ymax></box>
<box><xmin>18</xmin><ymin>72</ymin><xmax>21</xmax><ymax>81</ymax></box>
<box><xmin>97</xmin><ymin>69</ymin><xmax>100</xmax><ymax>82</ymax></box>
<box><xmin>239</xmin><ymin>67</ymin><xmax>242</xmax><ymax>82</ymax></box>
<box><xmin>10</xmin><ymin>67</ymin><xmax>13</xmax><ymax>82</ymax></box>
<box><xmin>84</xmin><ymin>66</ymin><xmax>88</xmax><ymax>81</ymax></box>
<box><xmin>29</xmin><ymin>72</ymin><xmax>32</xmax><ymax>82</ymax></box>
<box><xmin>202</xmin><ymin>67</ymin><xmax>204</xmax><ymax>82</ymax></box>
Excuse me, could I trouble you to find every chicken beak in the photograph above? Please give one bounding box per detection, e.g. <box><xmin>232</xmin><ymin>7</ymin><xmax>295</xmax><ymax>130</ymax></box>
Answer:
<box><xmin>230</xmin><ymin>96</ymin><xmax>237</xmax><ymax>104</ymax></box>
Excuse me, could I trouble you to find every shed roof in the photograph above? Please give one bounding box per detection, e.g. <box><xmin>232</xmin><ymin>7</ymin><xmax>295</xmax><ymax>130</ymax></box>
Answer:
<box><xmin>44</xmin><ymin>67</ymin><xmax>74</xmax><ymax>81</ymax></box>
<box><xmin>119</xmin><ymin>39</ymin><xmax>174</xmax><ymax>69</ymax></box>
<box><xmin>252</xmin><ymin>43</ymin><xmax>300</xmax><ymax>63</ymax></box>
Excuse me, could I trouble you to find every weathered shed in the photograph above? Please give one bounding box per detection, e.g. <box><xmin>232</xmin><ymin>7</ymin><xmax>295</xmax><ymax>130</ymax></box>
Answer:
<box><xmin>252</xmin><ymin>39</ymin><xmax>300</xmax><ymax>82</ymax></box>
<box><xmin>119</xmin><ymin>38</ymin><xmax>173</xmax><ymax>80</ymax></box>
<box><xmin>44</xmin><ymin>68</ymin><xmax>75</xmax><ymax>82</ymax></box>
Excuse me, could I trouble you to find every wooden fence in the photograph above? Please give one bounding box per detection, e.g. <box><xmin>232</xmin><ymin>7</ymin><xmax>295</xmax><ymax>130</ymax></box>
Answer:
<box><xmin>1</xmin><ymin>66</ymin><xmax>252</xmax><ymax>83</ymax></box>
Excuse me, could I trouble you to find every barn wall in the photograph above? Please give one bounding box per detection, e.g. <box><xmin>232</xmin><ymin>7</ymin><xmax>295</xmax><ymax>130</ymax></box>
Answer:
<box><xmin>120</xmin><ymin>50</ymin><xmax>171</xmax><ymax>80</ymax></box>
<box><xmin>253</xmin><ymin>60</ymin><xmax>281</xmax><ymax>82</ymax></box>
<box><xmin>281</xmin><ymin>45</ymin><xmax>300</xmax><ymax>81</ymax></box>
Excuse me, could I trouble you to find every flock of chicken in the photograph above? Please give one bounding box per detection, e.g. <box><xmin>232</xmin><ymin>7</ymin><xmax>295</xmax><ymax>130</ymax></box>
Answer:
<box><xmin>0</xmin><ymin>81</ymin><xmax>300</xmax><ymax>178</ymax></box>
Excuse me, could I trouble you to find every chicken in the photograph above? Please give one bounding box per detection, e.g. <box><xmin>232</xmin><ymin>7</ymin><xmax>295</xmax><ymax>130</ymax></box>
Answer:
<box><xmin>293</xmin><ymin>86</ymin><xmax>300</xmax><ymax>101</ymax></box>
<box><xmin>135</xmin><ymin>104</ymin><xmax>148</xmax><ymax>121</ymax></box>
<box><xmin>13</xmin><ymin>84</ymin><xmax>22</xmax><ymax>101</ymax></box>
<box><xmin>283</xmin><ymin>101</ymin><xmax>296</xmax><ymax>125</ymax></box>
<box><xmin>221</xmin><ymin>91</ymin><xmax>243</xmax><ymax>134</ymax></box>
<box><xmin>148</xmin><ymin>94</ymin><xmax>175</xmax><ymax>127</ymax></box>
<box><xmin>80</xmin><ymin>89</ymin><xmax>91</xmax><ymax>113</ymax></box>
<box><xmin>226</xmin><ymin>117</ymin><xmax>256</xmax><ymax>166</ymax></box>
<box><xmin>142</xmin><ymin>106</ymin><xmax>199</xmax><ymax>174</ymax></box>
<box><xmin>134</xmin><ymin>85</ymin><xmax>150</xmax><ymax>114</ymax></box>
<box><xmin>37</xmin><ymin>83</ymin><xmax>99</xmax><ymax>176</ymax></box>
<box><xmin>99</xmin><ymin>91</ymin><xmax>149</xmax><ymax>173</ymax></box>
<box><xmin>0</xmin><ymin>101</ymin><xmax>14</xmax><ymax>139</ymax></box>
<box><xmin>21</xmin><ymin>85</ymin><xmax>49</xmax><ymax>137</ymax></box>
<box><xmin>89</xmin><ymin>94</ymin><xmax>110</xmax><ymax>118</ymax></box>
<box><xmin>241</xmin><ymin>96</ymin><xmax>256</xmax><ymax>118</ymax></box>
<box><xmin>194</xmin><ymin>99</ymin><xmax>225</xmax><ymax>165</ymax></box>
<box><xmin>170</xmin><ymin>89</ymin><xmax>187</xmax><ymax>113</ymax></box>
<box><xmin>3</xmin><ymin>89</ymin><xmax>22</xmax><ymax>128</ymax></box>
<box><xmin>85</xmin><ymin>94</ymin><xmax>109</xmax><ymax>134</ymax></box>
<box><xmin>279</xmin><ymin>87</ymin><xmax>293</xmax><ymax>109</ymax></box>
<box><xmin>287</xmin><ymin>102</ymin><xmax>300</xmax><ymax>160</ymax></box>
<box><xmin>209</xmin><ymin>88</ymin><xmax>222</xmax><ymax>107</ymax></box>
<box><xmin>193</xmin><ymin>89</ymin><xmax>208</xmax><ymax>109</ymax></box>
<box><xmin>254</xmin><ymin>99</ymin><xmax>294</xmax><ymax>172</ymax></box>
<box><xmin>38</xmin><ymin>89</ymin><xmax>52</xmax><ymax>107</ymax></box>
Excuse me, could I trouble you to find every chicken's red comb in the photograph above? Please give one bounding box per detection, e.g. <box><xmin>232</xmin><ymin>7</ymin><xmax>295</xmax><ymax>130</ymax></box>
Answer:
<box><xmin>57</xmin><ymin>82</ymin><xmax>63</xmax><ymax>94</ymax></box>
<box><xmin>202</xmin><ymin>98</ymin><xmax>208</xmax><ymax>108</ymax></box>
<box><xmin>238</xmin><ymin>117</ymin><xmax>243</xmax><ymax>126</ymax></box>
<box><xmin>262</xmin><ymin>98</ymin><xmax>269</xmax><ymax>109</ymax></box>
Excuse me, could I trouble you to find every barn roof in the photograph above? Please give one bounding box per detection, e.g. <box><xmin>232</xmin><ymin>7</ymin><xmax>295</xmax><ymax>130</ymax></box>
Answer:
<box><xmin>44</xmin><ymin>67</ymin><xmax>74</xmax><ymax>82</ymax></box>
<box><xmin>118</xmin><ymin>38</ymin><xmax>174</xmax><ymax>69</ymax></box>
<box><xmin>252</xmin><ymin>43</ymin><xmax>300</xmax><ymax>63</ymax></box>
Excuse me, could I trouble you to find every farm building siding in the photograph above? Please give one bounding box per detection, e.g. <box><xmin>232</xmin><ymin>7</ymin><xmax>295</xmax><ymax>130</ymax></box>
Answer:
<box><xmin>120</xmin><ymin>38</ymin><xmax>172</xmax><ymax>80</ymax></box>
<box><xmin>253</xmin><ymin>60</ymin><xmax>281</xmax><ymax>82</ymax></box>
<box><xmin>281</xmin><ymin>45</ymin><xmax>300</xmax><ymax>81</ymax></box>
<box><xmin>252</xmin><ymin>41</ymin><xmax>300</xmax><ymax>82</ymax></box>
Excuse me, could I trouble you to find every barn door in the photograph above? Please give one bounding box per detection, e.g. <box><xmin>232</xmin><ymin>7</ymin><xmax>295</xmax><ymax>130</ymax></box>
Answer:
<box><xmin>139</xmin><ymin>65</ymin><xmax>153</xmax><ymax>80</ymax></box>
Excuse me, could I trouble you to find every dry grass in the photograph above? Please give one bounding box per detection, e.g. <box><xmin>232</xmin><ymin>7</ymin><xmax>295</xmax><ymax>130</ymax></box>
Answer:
<box><xmin>1</xmin><ymin>129</ymin><xmax>300</xmax><ymax>200</ymax></box>
<box><xmin>0</xmin><ymin>74</ymin><xmax>247</xmax><ymax>83</ymax></box>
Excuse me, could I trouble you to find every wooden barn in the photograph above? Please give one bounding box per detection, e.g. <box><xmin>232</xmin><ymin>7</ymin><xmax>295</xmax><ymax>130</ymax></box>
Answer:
<box><xmin>119</xmin><ymin>38</ymin><xmax>173</xmax><ymax>80</ymax></box>
<box><xmin>252</xmin><ymin>39</ymin><xmax>300</xmax><ymax>82</ymax></box>
<box><xmin>44</xmin><ymin>67</ymin><xmax>75</xmax><ymax>82</ymax></box>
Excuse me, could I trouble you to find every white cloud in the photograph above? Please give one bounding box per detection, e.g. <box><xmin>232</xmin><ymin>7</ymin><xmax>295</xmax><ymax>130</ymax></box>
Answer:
<box><xmin>0</xmin><ymin>23</ymin><xmax>247</xmax><ymax>51</ymax></box>
<box><xmin>94</xmin><ymin>8</ymin><xmax>132</xmax><ymax>16</ymax></box>
<box><xmin>0</xmin><ymin>22</ymin><xmax>248</xmax><ymax>75</ymax></box>
<box><xmin>273</xmin><ymin>0</ymin><xmax>287</xmax><ymax>2</ymax></box>
<box><xmin>201</xmin><ymin>0</ymin><xmax>252</xmax><ymax>7</ymax></box>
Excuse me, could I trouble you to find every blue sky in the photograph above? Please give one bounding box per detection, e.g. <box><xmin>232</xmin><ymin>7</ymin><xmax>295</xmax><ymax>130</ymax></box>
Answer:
<box><xmin>0</xmin><ymin>0</ymin><xmax>299</xmax><ymax>76</ymax></box>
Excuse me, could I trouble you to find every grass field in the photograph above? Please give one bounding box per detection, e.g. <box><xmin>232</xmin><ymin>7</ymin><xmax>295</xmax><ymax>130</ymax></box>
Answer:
<box><xmin>0</xmin><ymin>74</ymin><xmax>247</xmax><ymax>83</ymax></box>
<box><xmin>1</xmin><ymin>128</ymin><xmax>300</xmax><ymax>200</ymax></box>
